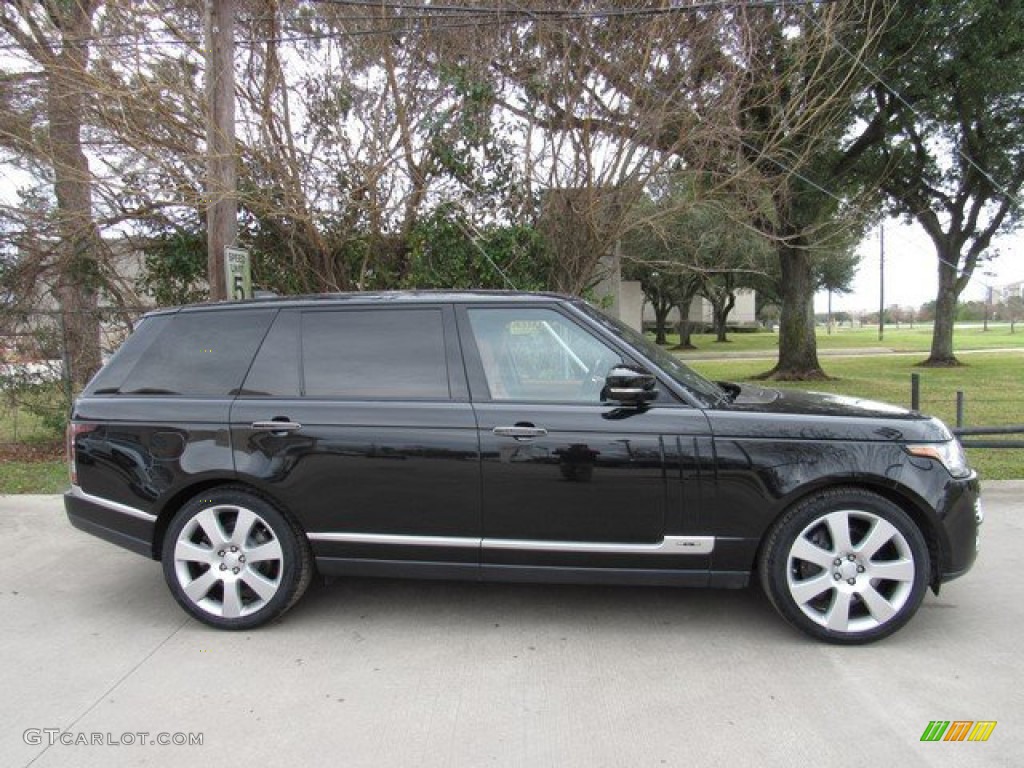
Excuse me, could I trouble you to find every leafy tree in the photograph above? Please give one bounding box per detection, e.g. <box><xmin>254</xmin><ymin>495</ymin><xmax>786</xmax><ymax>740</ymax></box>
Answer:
<box><xmin>138</xmin><ymin>231</ymin><xmax>208</xmax><ymax>307</ymax></box>
<box><xmin>623</xmin><ymin>174</ymin><xmax>770</xmax><ymax>348</ymax></box>
<box><xmin>700</xmin><ymin>273</ymin><xmax>739</xmax><ymax>343</ymax></box>
<box><xmin>623</xmin><ymin>266</ymin><xmax>673</xmax><ymax>346</ymax></box>
<box><xmin>405</xmin><ymin>206</ymin><xmax>550</xmax><ymax>292</ymax></box>
<box><xmin>732</xmin><ymin>4</ymin><xmax>885</xmax><ymax>379</ymax></box>
<box><xmin>623</xmin><ymin>265</ymin><xmax>702</xmax><ymax>348</ymax></box>
<box><xmin>956</xmin><ymin>301</ymin><xmax>986</xmax><ymax>323</ymax></box>
<box><xmin>851</xmin><ymin>0</ymin><xmax>1024</xmax><ymax>365</ymax></box>
<box><xmin>693</xmin><ymin>207</ymin><xmax>774</xmax><ymax>343</ymax></box>
<box><xmin>758</xmin><ymin>302</ymin><xmax>781</xmax><ymax>331</ymax></box>
<box><xmin>746</xmin><ymin>232</ymin><xmax>860</xmax><ymax>335</ymax></box>
<box><xmin>1005</xmin><ymin>295</ymin><xmax>1024</xmax><ymax>333</ymax></box>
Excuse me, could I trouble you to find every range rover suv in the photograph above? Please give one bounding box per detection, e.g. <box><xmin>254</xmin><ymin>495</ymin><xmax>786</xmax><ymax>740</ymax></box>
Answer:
<box><xmin>65</xmin><ymin>292</ymin><xmax>981</xmax><ymax>643</ymax></box>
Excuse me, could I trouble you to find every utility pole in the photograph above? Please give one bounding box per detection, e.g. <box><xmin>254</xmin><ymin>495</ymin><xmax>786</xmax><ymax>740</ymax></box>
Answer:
<box><xmin>983</xmin><ymin>270</ymin><xmax>997</xmax><ymax>331</ymax></box>
<box><xmin>878</xmin><ymin>223</ymin><xmax>885</xmax><ymax>342</ymax></box>
<box><xmin>205</xmin><ymin>0</ymin><xmax>236</xmax><ymax>302</ymax></box>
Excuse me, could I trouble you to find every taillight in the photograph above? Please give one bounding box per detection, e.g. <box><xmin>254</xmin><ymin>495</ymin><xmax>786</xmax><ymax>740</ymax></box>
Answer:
<box><xmin>67</xmin><ymin>422</ymin><xmax>97</xmax><ymax>486</ymax></box>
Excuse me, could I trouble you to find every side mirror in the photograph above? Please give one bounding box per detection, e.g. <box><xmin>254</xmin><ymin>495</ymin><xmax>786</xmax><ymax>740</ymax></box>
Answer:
<box><xmin>602</xmin><ymin>364</ymin><xmax>658</xmax><ymax>406</ymax></box>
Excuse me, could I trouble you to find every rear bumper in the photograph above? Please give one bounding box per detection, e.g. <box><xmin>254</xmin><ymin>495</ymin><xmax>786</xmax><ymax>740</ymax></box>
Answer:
<box><xmin>64</xmin><ymin>486</ymin><xmax>157</xmax><ymax>559</ymax></box>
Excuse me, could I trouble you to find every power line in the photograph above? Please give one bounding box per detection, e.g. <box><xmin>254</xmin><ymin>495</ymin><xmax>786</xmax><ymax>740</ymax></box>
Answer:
<box><xmin>309</xmin><ymin>0</ymin><xmax>825</xmax><ymax>18</ymax></box>
<box><xmin>0</xmin><ymin>0</ymin><xmax>827</xmax><ymax>52</ymax></box>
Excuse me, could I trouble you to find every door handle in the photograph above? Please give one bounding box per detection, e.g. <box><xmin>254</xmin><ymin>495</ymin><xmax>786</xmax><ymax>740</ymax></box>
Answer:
<box><xmin>251</xmin><ymin>420</ymin><xmax>302</xmax><ymax>433</ymax></box>
<box><xmin>493</xmin><ymin>426</ymin><xmax>548</xmax><ymax>439</ymax></box>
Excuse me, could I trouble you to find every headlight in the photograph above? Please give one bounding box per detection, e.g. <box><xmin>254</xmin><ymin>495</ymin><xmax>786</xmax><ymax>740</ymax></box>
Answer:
<box><xmin>905</xmin><ymin>440</ymin><xmax>972</xmax><ymax>478</ymax></box>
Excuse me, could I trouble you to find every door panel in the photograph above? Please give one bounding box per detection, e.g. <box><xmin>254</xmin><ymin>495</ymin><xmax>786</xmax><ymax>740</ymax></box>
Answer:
<box><xmin>230</xmin><ymin>399</ymin><xmax>481</xmax><ymax>564</ymax></box>
<box><xmin>230</xmin><ymin>305</ymin><xmax>481</xmax><ymax>566</ymax></box>
<box><xmin>476</xmin><ymin>402</ymin><xmax>664</xmax><ymax>542</ymax></box>
<box><xmin>459</xmin><ymin>304</ymin><xmax>713</xmax><ymax>572</ymax></box>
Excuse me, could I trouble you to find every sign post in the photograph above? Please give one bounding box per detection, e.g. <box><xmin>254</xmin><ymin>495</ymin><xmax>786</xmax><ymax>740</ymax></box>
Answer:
<box><xmin>224</xmin><ymin>247</ymin><xmax>251</xmax><ymax>300</ymax></box>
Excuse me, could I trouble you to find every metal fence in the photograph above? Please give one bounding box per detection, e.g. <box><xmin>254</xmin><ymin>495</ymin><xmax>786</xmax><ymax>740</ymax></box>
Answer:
<box><xmin>910</xmin><ymin>373</ymin><xmax>1024</xmax><ymax>449</ymax></box>
<box><xmin>1</xmin><ymin>307</ymin><xmax>147</xmax><ymax>446</ymax></box>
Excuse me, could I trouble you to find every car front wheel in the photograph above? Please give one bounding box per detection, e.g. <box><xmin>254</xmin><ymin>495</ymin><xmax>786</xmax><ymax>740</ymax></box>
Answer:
<box><xmin>759</xmin><ymin>488</ymin><xmax>930</xmax><ymax>644</ymax></box>
<box><xmin>161</xmin><ymin>488</ymin><xmax>313</xmax><ymax>629</ymax></box>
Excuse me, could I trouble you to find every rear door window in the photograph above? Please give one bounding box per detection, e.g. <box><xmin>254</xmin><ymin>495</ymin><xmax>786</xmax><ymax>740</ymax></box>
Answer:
<box><xmin>240</xmin><ymin>310</ymin><xmax>301</xmax><ymax>397</ymax></box>
<box><xmin>301</xmin><ymin>308</ymin><xmax>450</xmax><ymax>399</ymax></box>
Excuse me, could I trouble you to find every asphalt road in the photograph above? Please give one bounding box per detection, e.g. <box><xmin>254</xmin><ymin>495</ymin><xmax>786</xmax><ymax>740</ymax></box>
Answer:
<box><xmin>2</xmin><ymin>485</ymin><xmax>1022</xmax><ymax>768</ymax></box>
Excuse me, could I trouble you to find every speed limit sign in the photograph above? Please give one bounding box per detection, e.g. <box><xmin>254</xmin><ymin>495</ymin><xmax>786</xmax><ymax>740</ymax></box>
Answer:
<box><xmin>224</xmin><ymin>247</ymin><xmax>252</xmax><ymax>301</ymax></box>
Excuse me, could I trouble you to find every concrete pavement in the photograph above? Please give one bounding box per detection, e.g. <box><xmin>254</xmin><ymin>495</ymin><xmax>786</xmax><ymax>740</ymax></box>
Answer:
<box><xmin>2</xmin><ymin>485</ymin><xmax>1022</xmax><ymax>768</ymax></box>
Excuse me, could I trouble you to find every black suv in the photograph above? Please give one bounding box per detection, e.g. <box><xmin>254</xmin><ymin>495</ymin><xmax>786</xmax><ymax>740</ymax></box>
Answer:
<box><xmin>65</xmin><ymin>292</ymin><xmax>981</xmax><ymax>643</ymax></box>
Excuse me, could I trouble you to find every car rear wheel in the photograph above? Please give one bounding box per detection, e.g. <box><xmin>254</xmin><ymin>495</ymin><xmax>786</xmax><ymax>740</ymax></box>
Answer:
<box><xmin>759</xmin><ymin>488</ymin><xmax>930</xmax><ymax>644</ymax></box>
<box><xmin>162</xmin><ymin>488</ymin><xmax>313</xmax><ymax>629</ymax></box>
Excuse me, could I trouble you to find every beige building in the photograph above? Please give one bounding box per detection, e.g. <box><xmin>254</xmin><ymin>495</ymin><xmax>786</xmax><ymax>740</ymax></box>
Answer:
<box><xmin>642</xmin><ymin>290</ymin><xmax>758</xmax><ymax>328</ymax></box>
<box><xmin>592</xmin><ymin>249</ymin><xmax>758</xmax><ymax>332</ymax></box>
<box><xmin>993</xmin><ymin>280</ymin><xmax>1024</xmax><ymax>303</ymax></box>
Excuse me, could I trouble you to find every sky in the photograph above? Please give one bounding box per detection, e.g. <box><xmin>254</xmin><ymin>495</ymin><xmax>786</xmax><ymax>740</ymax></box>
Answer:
<box><xmin>814</xmin><ymin>217</ymin><xmax>1024</xmax><ymax>315</ymax></box>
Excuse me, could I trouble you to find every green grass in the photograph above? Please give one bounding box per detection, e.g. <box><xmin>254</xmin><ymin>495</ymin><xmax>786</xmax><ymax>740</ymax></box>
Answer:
<box><xmin>1</xmin><ymin>383</ymin><xmax>70</xmax><ymax>494</ymax></box>
<box><xmin>687</xmin><ymin>351</ymin><xmax>1024</xmax><ymax>481</ymax></box>
<box><xmin>0</xmin><ymin>401</ymin><xmax>63</xmax><ymax>444</ymax></box>
<box><xmin>0</xmin><ymin>461</ymin><xmax>68</xmax><ymax>495</ymax></box>
<box><xmin>661</xmin><ymin>323</ymin><xmax>1024</xmax><ymax>355</ymax></box>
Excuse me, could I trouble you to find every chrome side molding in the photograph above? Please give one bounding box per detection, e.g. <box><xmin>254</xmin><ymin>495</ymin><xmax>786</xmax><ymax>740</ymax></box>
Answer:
<box><xmin>307</xmin><ymin>532</ymin><xmax>479</xmax><ymax>548</ymax></box>
<box><xmin>483</xmin><ymin>535</ymin><xmax>714</xmax><ymax>554</ymax></box>
<box><xmin>67</xmin><ymin>486</ymin><xmax>157</xmax><ymax>521</ymax></box>
<box><xmin>307</xmin><ymin>532</ymin><xmax>714</xmax><ymax>555</ymax></box>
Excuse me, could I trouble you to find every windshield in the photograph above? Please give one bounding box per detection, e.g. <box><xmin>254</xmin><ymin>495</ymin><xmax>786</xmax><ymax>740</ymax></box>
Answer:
<box><xmin>574</xmin><ymin>300</ymin><xmax>725</xmax><ymax>404</ymax></box>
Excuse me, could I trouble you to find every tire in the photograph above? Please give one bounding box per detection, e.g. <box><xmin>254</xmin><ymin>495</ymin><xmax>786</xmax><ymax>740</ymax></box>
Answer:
<box><xmin>161</xmin><ymin>488</ymin><xmax>313</xmax><ymax>630</ymax></box>
<box><xmin>759</xmin><ymin>487</ymin><xmax>930</xmax><ymax>644</ymax></box>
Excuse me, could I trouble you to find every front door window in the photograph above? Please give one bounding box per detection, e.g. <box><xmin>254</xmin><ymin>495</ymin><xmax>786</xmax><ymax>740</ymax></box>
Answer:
<box><xmin>466</xmin><ymin>308</ymin><xmax>621</xmax><ymax>403</ymax></box>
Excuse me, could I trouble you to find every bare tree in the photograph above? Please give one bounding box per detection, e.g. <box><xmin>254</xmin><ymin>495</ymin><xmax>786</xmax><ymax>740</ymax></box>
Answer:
<box><xmin>1</xmin><ymin>0</ymin><xmax>106</xmax><ymax>388</ymax></box>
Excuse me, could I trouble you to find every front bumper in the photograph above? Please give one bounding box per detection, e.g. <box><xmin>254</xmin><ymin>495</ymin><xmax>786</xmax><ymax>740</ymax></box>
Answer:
<box><xmin>936</xmin><ymin>473</ymin><xmax>982</xmax><ymax>584</ymax></box>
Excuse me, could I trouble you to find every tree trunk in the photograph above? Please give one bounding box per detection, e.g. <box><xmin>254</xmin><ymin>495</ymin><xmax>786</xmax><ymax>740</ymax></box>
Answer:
<box><xmin>712</xmin><ymin>293</ymin><xmax>735</xmax><ymax>342</ymax></box>
<box><xmin>922</xmin><ymin>254</ymin><xmax>962</xmax><ymax>366</ymax></box>
<box><xmin>672</xmin><ymin>285</ymin><xmax>701</xmax><ymax>350</ymax></box>
<box><xmin>49</xmin><ymin>1</ymin><xmax>102</xmax><ymax>390</ymax></box>
<box><xmin>653</xmin><ymin>298</ymin><xmax>671</xmax><ymax>345</ymax></box>
<box><xmin>760</xmin><ymin>247</ymin><xmax>826</xmax><ymax>380</ymax></box>
<box><xmin>675</xmin><ymin>315</ymin><xmax>695</xmax><ymax>349</ymax></box>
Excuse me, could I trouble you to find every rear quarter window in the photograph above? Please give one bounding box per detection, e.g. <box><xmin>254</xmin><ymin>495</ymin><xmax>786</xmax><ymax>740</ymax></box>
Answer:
<box><xmin>84</xmin><ymin>314</ymin><xmax>170</xmax><ymax>395</ymax></box>
<box><xmin>103</xmin><ymin>309</ymin><xmax>275</xmax><ymax>396</ymax></box>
